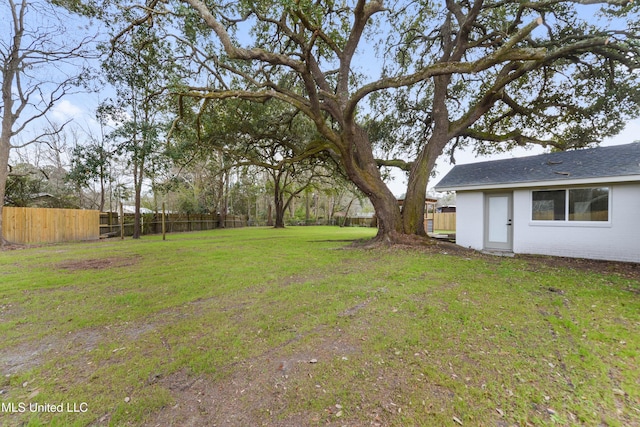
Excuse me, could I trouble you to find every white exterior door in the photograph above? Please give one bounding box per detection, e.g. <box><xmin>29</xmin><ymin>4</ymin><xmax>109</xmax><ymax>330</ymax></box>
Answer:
<box><xmin>484</xmin><ymin>193</ymin><xmax>513</xmax><ymax>251</ymax></box>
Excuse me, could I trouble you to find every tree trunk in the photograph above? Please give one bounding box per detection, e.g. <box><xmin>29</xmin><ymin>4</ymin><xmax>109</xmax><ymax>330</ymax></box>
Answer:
<box><xmin>274</xmin><ymin>196</ymin><xmax>285</xmax><ymax>228</ymax></box>
<box><xmin>0</xmin><ymin>143</ymin><xmax>9</xmax><ymax>246</ymax></box>
<box><xmin>219</xmin><ymin>170</ymin><xmax>228</xmax><ymax>228</ymax></box>
<box><xmin>0</xmin><ymin>0</ymin><xmax>20</xmax><ymax>247</ymax></box>
<box><xmin>402</xmin><ymin>153</ymin><xmax>430</xmax><ymax>236</ymax></box>
<box><xmin>133</xmin><ymin>160</ymin><xmax>143</xmax><ymax>239</ymax></box>
<box><xmin>266</xmin><ymin>202</ymin><xmax>273</xmax><ymax>226</ymax></box>
<box><xmin>402</xmin><ymin>75</ymin><xmax>452</xmax><ymax>238</ymax></box>
<box><xmin>314</xmin><ymin>193</ymin><xmax>318</xmax><ymax>222</ymax></box>
<box><xmin>273</xmin><ymin>180</ymin><xmax>285</xmax><ymax>228</ymax></box>
<box><xmin>328</xmin><ymin>195</ymin><xmax>335</xmax><ymax>224</ymax></box>
<box><xmin>340</xmin><ymin>197</ymin><xmax>355</xmax><ymax>228</ymax></box>
<box><xmin>99</xmin><ymin>170</ymin><xmax>105</xmax><ymax>212</ymax></box>
<box><xmin>401</xmin><ymin>140</ymin><xmax>443</xmax><ymax>236</ymax></box>
<box><xmin>339</xmin><ymin>125</ymin><xmax>402</xmax><ymax>243</ymax></box>
<box><xmin>305</xmin><ymin>191</ymin><xmax>310</xmax><ymax>224</ymax></box>
<box><xmin>0</xmin><ymin>81</ymin><xmax>14</xmax><ymax>245</ymax></box>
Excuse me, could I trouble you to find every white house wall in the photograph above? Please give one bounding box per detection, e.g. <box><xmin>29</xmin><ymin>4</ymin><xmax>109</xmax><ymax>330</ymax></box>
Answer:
<box><xmin>511</xmin><ymin>183</ymin><xmax>640</xmax><ymax>263</ymax></box>
<box><xmin>455</xmin><ymin>191</ymin><xmax>484</xmax><ymax>250</ymax></box>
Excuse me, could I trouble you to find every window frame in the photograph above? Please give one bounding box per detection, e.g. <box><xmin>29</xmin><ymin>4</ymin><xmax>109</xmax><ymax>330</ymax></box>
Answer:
<box><xmin>530</xmin><ymin>186</ymin><xmax>612</xmax><ymax>226</ymax></box>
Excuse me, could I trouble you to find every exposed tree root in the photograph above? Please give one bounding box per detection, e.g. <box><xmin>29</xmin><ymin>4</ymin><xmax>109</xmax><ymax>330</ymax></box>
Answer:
<box><xmin>348</xmin><ymin>231</ymin><xmax>438</xmax><ymax>249</ymax></box>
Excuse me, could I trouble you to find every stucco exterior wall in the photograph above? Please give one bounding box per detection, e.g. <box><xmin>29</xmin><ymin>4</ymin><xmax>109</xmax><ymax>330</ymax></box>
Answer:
<box><xmin>455</xmin><ymin>191</ymin><xmax>485</xmax><ymax>250</ymax></box>
<box><xmin>453</xmin><ymin>183</ymin><xmax>639</xmax><ymax>262</ymax></box>
<box><xmin>511</xmin><ymin>183</ymin><xmax>639</xmax><ymax>263</ymax></box>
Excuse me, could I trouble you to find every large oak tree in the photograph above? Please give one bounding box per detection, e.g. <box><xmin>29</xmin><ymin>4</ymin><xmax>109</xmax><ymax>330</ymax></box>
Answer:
<box><xmin>121</xmin><ymin>0</ymin><xmax>640</xmax><ymax>243</ymax></box>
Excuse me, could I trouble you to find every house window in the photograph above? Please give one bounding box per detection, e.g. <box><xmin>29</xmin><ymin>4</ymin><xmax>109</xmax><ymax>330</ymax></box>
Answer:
<box><xmin>569</xmin><ymin>188</ymin><xmax>609</xmax><ymax>221</ymax></box>
<box><xmin>532</xmin><ymin>187</ymin><xmax>609</xmax><ymax>222</ymax></box>
<box><xmin>532</xmin><ymin>190</ymin><xmax>566</xmax><ymax>220</ymax></box>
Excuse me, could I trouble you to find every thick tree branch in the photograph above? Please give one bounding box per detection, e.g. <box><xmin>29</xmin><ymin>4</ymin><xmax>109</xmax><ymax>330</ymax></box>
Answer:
<box><xmin>375</xmin><ymin>158</ymin><xmax>413</xmax><ymax>171</ymax></box>
<box><xmin>338</xmin><ymin>0</ymin><xmax>384</xmax><ymax>106</ymax></box>
<box><xmin>346</xmin><ymin>18</ymin><xmax>544</xmax><ymax>119</ymax></box>
<box><xmin>183</xmin><ymin>0</ymin><xmax>306</xmax><ymax>72</ymax></box>
<box><xmin>460</xmin><ymin>128</ymin><xmax>559</xmax><ymax>147</ymax></box>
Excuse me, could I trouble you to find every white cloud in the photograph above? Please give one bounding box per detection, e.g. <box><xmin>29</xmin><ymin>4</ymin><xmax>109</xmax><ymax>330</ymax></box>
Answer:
<box><xmin>50</xmin><ymin>99</ymin><xmax>84</xmax><ymax>123</ymax></box>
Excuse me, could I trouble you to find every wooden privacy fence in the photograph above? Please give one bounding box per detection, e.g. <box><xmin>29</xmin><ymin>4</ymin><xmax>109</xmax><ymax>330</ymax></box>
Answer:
<box><xmin>425</xmin><ymin>212</ymin><xmax>456</xmax><ymax>232</ymax></box>
<box><xmin>100</xmin><ymin>212</ymin><xmax>246</xmax><ymax>237</ymax></box>
<box><xmin>2</xmin><ymin>207</ymin><xmax>100</xmax><ymax>244</ymax></box>
<box><xmin>434</xmin><ymin>212</ymin><xmax>456</xmax><ymax>231</ymax></box>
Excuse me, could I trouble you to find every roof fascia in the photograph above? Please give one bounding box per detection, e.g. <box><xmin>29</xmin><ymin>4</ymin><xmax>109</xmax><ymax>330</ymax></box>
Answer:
<box><xmin>434</xmin><ymin>174</ymin><xmax>640</xmax><ymax>192</ymax></box>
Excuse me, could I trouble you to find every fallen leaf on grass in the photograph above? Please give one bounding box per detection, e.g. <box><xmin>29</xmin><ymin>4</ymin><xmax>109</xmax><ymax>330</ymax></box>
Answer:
<box><xmin>612</xmin><ymin>388</ymin><xmax>626</xmax><ymax>396</ymax></box>
<box><xmin>453</xmin><ymin>416</ymin><xmax>463</xmax><ymax>425</ymax></box>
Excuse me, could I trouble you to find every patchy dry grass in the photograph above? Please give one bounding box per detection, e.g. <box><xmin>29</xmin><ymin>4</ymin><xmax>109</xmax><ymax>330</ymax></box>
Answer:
<box><xmin>0</xmin><ymin>226</ymin><xmax>639</xmax><ymax>426</ymax></box>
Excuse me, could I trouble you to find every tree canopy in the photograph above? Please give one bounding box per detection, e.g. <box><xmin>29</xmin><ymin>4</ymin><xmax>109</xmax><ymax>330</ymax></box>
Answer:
<box><xmin>112</xmin><ymin>0</ymin><xmax>640</xmax><ymax>242</ymax></box>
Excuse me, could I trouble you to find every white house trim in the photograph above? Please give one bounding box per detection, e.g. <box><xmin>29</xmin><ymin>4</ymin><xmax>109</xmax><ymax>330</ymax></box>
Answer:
<box><xmin>436</xmin><ymin>175</ymin><xmax>640</xmax><ymax>192</ymax></box>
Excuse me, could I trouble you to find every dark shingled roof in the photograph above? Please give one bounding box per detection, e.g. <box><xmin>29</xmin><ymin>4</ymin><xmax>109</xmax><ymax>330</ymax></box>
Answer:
<box><xmin>434</xmin><ymin>142</ymin><xmax>640</xmax><ymax>191</ymax></box>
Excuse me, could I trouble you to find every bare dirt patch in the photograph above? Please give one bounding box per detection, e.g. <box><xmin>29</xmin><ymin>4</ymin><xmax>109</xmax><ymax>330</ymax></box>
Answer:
<box><xmin>57</xmin><ymin>256</ymin><xmax>141</xmax><ymax>271</ymax></box>
<box><xmin>148</xmin><ymin>325</ymin><xmax>364</xmax><ymax>427</ymax></box>
<box><xmin>519</xmin><ymin>254</ymin><xmax>640</xmax><ymax>282</ymax></box>
<box><xmin>0</xmin><ymin>340</ymin><xmax>58</xmax><ymax>376</ymax></box>
<box><xmin>0</xmin><ymin>326</ymin><xmax>105</xmax><ymax>377</ymax></box>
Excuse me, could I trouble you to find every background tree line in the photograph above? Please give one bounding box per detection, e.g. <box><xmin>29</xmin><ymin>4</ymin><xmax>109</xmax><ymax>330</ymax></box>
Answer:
<box><xmin>5</xmin><ymin>113</ymin><xmax>369</xmax><ymax>228</ymax></box>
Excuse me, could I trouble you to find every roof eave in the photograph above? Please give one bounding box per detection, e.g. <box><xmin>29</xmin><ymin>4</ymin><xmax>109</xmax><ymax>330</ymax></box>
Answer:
<box><xmin>434</xmin><ymin>174</ymin><xmax>640</xmax><ymax>192</ymax></box>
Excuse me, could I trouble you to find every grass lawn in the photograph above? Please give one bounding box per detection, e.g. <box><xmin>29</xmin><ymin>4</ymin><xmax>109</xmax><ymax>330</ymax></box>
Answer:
<box><xmin>1</xmin><ymin>226</ymin><xmax>639</xmax><ymax>426</ymax></box>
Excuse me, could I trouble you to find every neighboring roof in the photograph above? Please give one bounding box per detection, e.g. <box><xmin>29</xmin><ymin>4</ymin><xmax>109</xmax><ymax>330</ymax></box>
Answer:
<box><xmin>434</xmin><ymin>142</ymin><xmax>640</xmax><ymax>191</ymax></box>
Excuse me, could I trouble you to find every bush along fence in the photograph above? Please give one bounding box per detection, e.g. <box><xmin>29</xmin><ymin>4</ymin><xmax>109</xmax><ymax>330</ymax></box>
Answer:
<box><xmin>3</xmin><ymin>207</ymin><xmax>100</xmax><ymax>244</ymax></box>
<box><xmin>100</xmin><ymin>212</ymin><xmax>247</xmax><ymax>238</ymax></box>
